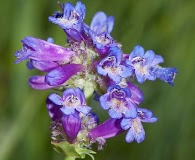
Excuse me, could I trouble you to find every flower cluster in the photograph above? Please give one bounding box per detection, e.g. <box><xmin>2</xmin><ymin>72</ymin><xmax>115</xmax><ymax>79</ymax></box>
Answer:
<box><xmin>14</xmin><ymin>1</ymin><xmax>177</xmax><ymax>159</ymax></box>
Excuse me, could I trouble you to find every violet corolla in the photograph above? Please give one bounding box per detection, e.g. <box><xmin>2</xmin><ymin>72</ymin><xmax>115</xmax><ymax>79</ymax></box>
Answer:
<box><xmin>14</xmin><ymin>1</ymin><xmax>177</xmax><ymax>160</ymax></box>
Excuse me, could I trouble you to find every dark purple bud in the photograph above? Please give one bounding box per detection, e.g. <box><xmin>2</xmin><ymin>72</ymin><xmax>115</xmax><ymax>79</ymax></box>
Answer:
<box><xmin>62</xmin><ymin>113</ymin><xmax>81</xmax><ymax>143</ymax></box>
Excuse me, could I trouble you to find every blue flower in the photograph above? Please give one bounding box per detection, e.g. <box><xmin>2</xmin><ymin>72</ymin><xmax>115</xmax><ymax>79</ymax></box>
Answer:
<box><xmin>48</xmin><ymin>1</ymin><xmax>86</xmax><ymax>41</ymax></box>
<box><xmin>121</xmin><ymin>108</ymin><xmax>157</xmax><ymax>143</ymax></box>
<box><xmin>126</xmin><ymin>45</ymin><xmax>177</xmax><ymax>85</ymax></box>
<box><xmin>48</xmin><ymin>88</ymin><xmax>91</xmax><ymax>115</ymax></box>
<box><xmin>84</xmin><ymin>12</ymin><xmax>119</xmax><ymax>55</ymax></box>
<box><xmin>97</xmin><ymin>46</ymin><xmax>132</xmax><ymax>83</ymax></box>
<box><xmin>99</xmin><ymin>85</ymin><xmax>137</xmax><ymax>119</ymax></box>
<box><xmin>48</xmin><ymin>1</ymin><xmax>85</xmax><ymax>30</ymax></box>
<box><xmin>126</xmin><ymin>45</ymin><xmax>158</xmax><ymax>83</ymax></box>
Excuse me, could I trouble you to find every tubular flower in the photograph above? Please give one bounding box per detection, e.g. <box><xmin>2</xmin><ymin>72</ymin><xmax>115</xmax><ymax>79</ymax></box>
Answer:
<box><xmin>48</xmin><ymin>1</ymin><xmax>86</xmax><ymax>30</ymax></box>
<box><xmin>121</xmin><ymin>108</ymin><xmax>158</xmax><ymax>143</ymax></box>
<box><xmin>99</xmin><ymin>85</ymin><xmax>137</xmax><ymax>119</ymax></box>
<box><xmin>97</xmin><ymin>46</ymin><xmax>132</xmax><ymax>83</ymax></box>
<box><xmin>126</xmin><ymin>45</ymin><xmax>177</xmax><ymax>84</ymax></box>
<box><xmin>48</xmin><ymin>88</ymin><xmax>91</xmax><ymax>115</ymax></box>
<box><xmin>14</xmin><ymin>1</ymin><xmax>177</xmax><ymax>159</ymax></box>
<box><xmin>14</xmin><ymin>36</ymin><xmax>75</xmax><ymax>63</ymax></box>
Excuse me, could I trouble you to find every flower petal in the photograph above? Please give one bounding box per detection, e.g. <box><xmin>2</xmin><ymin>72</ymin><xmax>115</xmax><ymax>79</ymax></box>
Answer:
<box><xmin>62</xmin><ymin>88</ymin><xmax>75</xmax><ymax>100</ymax></box>
<box><xmin>108</xmin><ymin>108</ymin><xmax>122</xmax><ymax>119</ymax></box>
<box><xmin>120</xmin><ymin>118</ymin><xmax>132</xmax><ymax>130</ymax></box>
<box><xmin>48</xmin><ymin>93</ymin><xmax>64</xmax><ymax>105</ymax></box>
<box><xmin>138</xmin><ymin>108</ymin><xmax>158</xmax><ymax>123</ymax></box>
<box><xmin>129</xmin><ymin>45</ymin><xmax>144</xmax><ymax>59</ymax></box>
<box><xmin>99</xmin><ymin>94</ymin><xmax>110</xmax><ymax>110</ymax></box>
<box><xmin>144</xmin><ymin>50</ymin><xmax>155</xmax><ymax>64</ymax></box>
<box><xmin>76</xmin><ymin>106</ymin><xmax>91</xmax><ymax>115</ymax></box>
<box><xmin>60</xmin><ymin>106</ymin><xmax>75</xmax><ymax>115</ymax></box>
<box><xmin>62</xmin><ymin>113</ymin><xmax>81</xmax><ymax>142</ymax></box>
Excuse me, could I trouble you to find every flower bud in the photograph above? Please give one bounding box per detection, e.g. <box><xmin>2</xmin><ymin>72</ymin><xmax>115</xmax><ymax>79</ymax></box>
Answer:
<box><xmin>62</xmin><ymin>113</ymin><xmax>81</xmax><ymax>143</ymax></box>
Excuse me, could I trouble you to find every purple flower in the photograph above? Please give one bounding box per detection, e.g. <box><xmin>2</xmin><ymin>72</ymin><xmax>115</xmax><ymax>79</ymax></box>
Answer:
<box><xmin>48</xmin><ymin>88</ymin><xmax>91</xmax><ymax>115</ymax></box>
<box><xmin>90</xmin><ymin>11</ymin><xmax>114</xmax><ymax>35</ymax></box>
<box><xmin>99</xmin><ymin>85</ymin><xmax>137</xmax><ymax>119</ymax></box>
<box><xmin>97</xmin><ymin>47</ymin><xmax>132</xmax><ymax>83</ymax></box>
<box><xmin>14</xmin><ymin>36</ymin><xmax>74</xmax><ymax>64</ymax></box>
<box><xmin>121</xmin><ymin>108</ymin><xmax>157</xmax><ymax>143</ymax></box>
<box><xmin>14</xmin><ymin>37</ymin><xmax>85</xmax><ymax>89</ymax></box>
<box><xmin>47</xmin><ymin>98</ymin><xmax>81</xmax><ymax>143</ymax></box>
<box><xmin>62</xmin><ymin>113</ymin><xmax>81</xmax><ymax>143</ymax></box>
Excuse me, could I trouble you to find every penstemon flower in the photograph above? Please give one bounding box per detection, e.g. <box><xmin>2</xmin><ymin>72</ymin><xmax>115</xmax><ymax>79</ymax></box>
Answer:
<box><xmin>14</xmin><ymin>1</ymin><xmax>178</xmax><ymax>160</ymax></box>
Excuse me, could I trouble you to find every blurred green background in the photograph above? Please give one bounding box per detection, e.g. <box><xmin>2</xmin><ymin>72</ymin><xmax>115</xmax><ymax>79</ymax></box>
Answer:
<box><xmin>0</xmin><ymin>0</ymin><xmax>195</xmax><ymax>160</ymax></box>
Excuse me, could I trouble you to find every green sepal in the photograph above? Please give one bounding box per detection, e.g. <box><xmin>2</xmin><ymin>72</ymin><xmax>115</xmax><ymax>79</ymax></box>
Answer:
<box><xmin>52</xmin><ymin>141</ymin><xmax>81</xmax><ymax>160</ymax></box>
<box><xmin>75</xmin><ymin>146</ymin><xmax>96</xmax><ymax>160</ymax></box>
<box><xmin>51</xmin><ymin>141</ymin><xmax>96</xmax><ymax>160</ymax></box>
